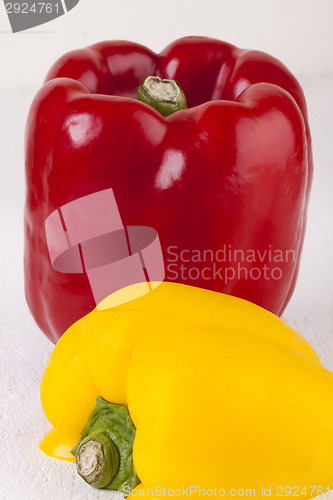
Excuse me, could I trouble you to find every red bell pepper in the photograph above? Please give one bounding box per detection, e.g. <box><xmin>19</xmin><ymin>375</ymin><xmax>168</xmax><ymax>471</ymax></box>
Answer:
<box><xmin>24</xmin><ymin>36</ymin><xmax>312</xmax><ymax>343</ymax></box>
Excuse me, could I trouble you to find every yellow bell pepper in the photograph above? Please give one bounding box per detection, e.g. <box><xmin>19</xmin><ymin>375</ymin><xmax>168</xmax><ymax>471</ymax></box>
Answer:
<box><xmin>40</xmin><ymin>282</ymin><xmax>333</xmax><ymax>498</ymax></box>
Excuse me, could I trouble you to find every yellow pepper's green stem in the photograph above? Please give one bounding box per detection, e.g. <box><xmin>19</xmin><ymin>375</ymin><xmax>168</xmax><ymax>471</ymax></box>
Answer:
<box><xmin>72</xmin><ymin>397</ymin><xmax>139</xmax><ymax>495</ymax></box>
<box><xmin>138</xmin><ymin>76</ymin><xmax>187</xmax><ymax>117</ymax></box>
<box><xmin>75</xmin><ymin>431</ymin><xmax>119</xmax><ymax>488</ymax></box>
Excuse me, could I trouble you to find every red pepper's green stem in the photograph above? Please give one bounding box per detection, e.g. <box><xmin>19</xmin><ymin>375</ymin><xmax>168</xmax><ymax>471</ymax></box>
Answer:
<box><xmin>138</xmin><ymin>76</ymin><xmax>187</xmax><ymax>117</ymax></box>
<box><xmin>72</xmin><ymin>397</ymin><xmax>139</xmax><ymax>495</ymax></box>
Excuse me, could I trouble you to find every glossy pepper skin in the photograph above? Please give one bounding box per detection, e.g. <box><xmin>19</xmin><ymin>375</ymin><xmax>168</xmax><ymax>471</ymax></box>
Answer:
<box><xmin>24</xmin><ymin>36</ymin><xmax>313</xmax><ymax>343</ymax></box>
<box><xmin>40</xmin><ymin>283</ymin><xmax>333</xmax><ymax>498</ymax></box>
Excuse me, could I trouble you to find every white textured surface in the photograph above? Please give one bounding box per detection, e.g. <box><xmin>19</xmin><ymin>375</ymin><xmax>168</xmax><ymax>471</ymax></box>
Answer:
<box><xmin>0</xmin><ymin>0</ymin><xmax>333</xmax><ymax>90</ymax></box>
<box><xmin>0</xmin><ymin>75</ymin><xmax>333</xmax><ymax>499</ymax></box>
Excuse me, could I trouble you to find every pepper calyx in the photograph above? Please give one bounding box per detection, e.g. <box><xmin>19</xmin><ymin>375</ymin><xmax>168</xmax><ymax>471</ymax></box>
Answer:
<box><xmin>72</xmin><ymin>397</ymin><xmax>139</xmax><ymax>495</ymax></box>
<box><xmin>138</xmin><ymin>75</ymin><xmax>187</xmax><ymax>116</ymax></box>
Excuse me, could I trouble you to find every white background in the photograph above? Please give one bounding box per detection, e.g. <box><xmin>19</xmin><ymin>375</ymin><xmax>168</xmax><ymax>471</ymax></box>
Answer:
<box><xmin>1</xmin><ymin>0</ymin><xmax>333</xmax><ymax>499</ymax></box>
<box><xmin>0</xmin><ymin>0</ymin><xmax>333</xmax><ymax>90</ymax></box>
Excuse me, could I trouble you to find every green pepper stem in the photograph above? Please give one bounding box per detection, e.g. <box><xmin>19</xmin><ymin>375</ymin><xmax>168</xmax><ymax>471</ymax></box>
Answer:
<box><xmin>75</xmin><ymin>431</ymin><xmax>119</xmax><ymax>489</ymax></box>
<box><xmin>72</xmin><ymin>397</ymin><xmax>139</xmax><ymax>495</ymax></box>
<box><xmin>138</xmin><ymin>76</ymin><xmax>187</xmax><ymax>117</ymax></box>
